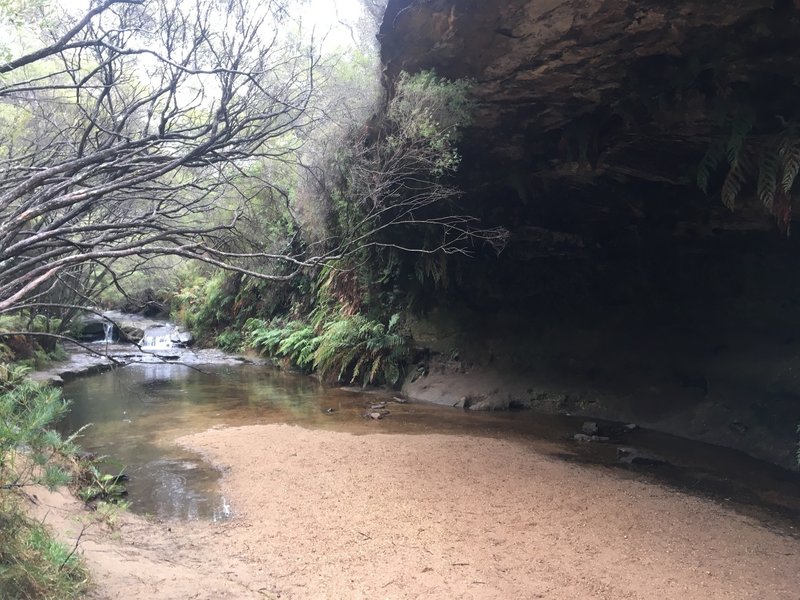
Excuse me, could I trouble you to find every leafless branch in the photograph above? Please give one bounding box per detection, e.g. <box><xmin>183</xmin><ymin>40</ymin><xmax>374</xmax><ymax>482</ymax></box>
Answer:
<box><xmin>0</xmin><ymin>0</ymin><xmax>505</xmax><ymax>326</ymax></box>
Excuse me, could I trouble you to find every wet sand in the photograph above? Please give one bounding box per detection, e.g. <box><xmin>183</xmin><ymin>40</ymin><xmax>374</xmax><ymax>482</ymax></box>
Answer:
<box><xmin>31</xmin><ymin>423</ymin><xmax>800</xmax><ymax>599</ymax></box>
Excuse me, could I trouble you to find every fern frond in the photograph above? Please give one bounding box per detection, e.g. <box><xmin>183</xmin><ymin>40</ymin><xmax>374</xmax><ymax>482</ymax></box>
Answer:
<box><xmin>726</xmin><ymin>113</ymin><xmax>754</xmax><ymax>164</ymax></box>
<box><xmin>369</xmin><ymin>356</ymin><xmax>383</xmax><ymax>385</ymax></box>
<box><xmin>758</xmin><ymin>147</ymin><xmax>780</xmax><ymax>210</ymax></box>
<box><xmin>351</xmin><ymin>353</ymin><xmax>366</xmax><ymax>381</ymax></box>
<box><xmin>385</xmin><ymin>333</ymin><xmax>405</xmax><ymax>352</ymax></box>
<box><xmin>337</xmin><ymin>347</ymin><xmax>360</xmax><ymax>381</ymax></box>
<box><xmin>697</xmin><ymin>138</ymin><xmax>725</xmax><ymax>194</ymax></box>
<box><xmin>297</xmin><ymin>336</ymin><xmax>321</xmax><ymax>368</ymax></box>
<box><xmin>721</xmin><ymin>150</ymin><xmax>754</xmax><ymax>211</ymax></box>
<box><xmin>384</xmin><ymin>363</ymin><xmax>401</xmax><ymax>386</ymax></box>
<box><xmin>774</xmin><ymin>187</ymin><xmax>793</xmax><ymax>234</ymax></box>
<box><xmin>781</xmin><ymin>142</ymin><xmax>800</xmax><ymax>193</ymax></box>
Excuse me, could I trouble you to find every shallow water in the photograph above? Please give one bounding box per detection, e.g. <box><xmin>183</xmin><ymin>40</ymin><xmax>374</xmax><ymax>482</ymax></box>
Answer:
<box><xmin>60</xmin><ymin>362</ymin><xmax>800</xmax><ymax>526</ymax></box>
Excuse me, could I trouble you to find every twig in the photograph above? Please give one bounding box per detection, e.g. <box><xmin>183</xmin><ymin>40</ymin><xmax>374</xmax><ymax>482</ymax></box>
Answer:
<box><xmin>59</xmin><ymin>524</ymin><xmax>89</xmax><ymax>571</ymax></box>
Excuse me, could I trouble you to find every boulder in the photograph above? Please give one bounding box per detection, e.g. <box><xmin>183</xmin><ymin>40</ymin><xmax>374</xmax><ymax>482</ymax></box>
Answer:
<box><xmin>453</xmin><ymin>396</ymin><xmax>469</xmax><ymax>409</ymax></box>
<box><xmin>121</xmin><ymin>326</ymin><xmax>145</xmax><ymax>343</ymax></box>
<box><xmin>170</xmin><ymin>330</ymin><xmax>194</xmax><ymax>347</ymax></box>
<box><xmin>74</xmin><ymin>316</ymin><xmax>109</xmax><ymax>342</ymax></box>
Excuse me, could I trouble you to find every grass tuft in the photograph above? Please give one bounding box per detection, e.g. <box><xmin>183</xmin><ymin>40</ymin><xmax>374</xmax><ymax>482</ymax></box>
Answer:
<box><xmin>0</xmin><ymin>499</ymin><xmax>88</xmax><ymax>599</ymax></box>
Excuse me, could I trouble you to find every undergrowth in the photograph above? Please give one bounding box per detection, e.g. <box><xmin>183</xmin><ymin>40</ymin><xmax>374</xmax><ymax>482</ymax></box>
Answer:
<box><xmin>0</xmin><ymin>507</ymin><xmax>87</xmax><ymax>600</ymax></box>
<box><xmin>0</xmin><ymin>315</ymin><xmax>68</xmax><ymax>370</ymax></box>
<box><xmin>246</xmin><ymin>312</ymin><xmax>409</xmax><ymax>386</ymax></box>
<box><xmin>0</xmin><ymin>365</ymin><xmax>89</xmax><ymax>599</ymax></box>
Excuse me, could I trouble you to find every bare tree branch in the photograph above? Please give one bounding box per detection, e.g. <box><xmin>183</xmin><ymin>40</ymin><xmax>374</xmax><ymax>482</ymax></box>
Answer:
<box><xmin>0</xmin><ymin>0</ymin><xmax>144</xmax><ymax>74</ymax></box>
<box><xmin>0</xmin><ymin>0</ymin><xmax>504</xmax><ymax>329</ymax></box>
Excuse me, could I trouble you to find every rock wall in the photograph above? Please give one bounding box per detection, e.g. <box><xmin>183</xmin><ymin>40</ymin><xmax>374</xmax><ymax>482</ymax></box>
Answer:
<box><xmin>380</xmin><ymin>0</ymin><xmax>800</xmax><ymax>467</ymax></box>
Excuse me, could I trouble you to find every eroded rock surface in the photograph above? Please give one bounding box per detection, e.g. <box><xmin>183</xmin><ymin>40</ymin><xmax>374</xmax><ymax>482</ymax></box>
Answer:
<box><xmin>381</xmin><ymin>1</ymin><xmax>798</xmax><ymax>190</ymax></box>
<box><xmin>383</xmin><ymin>1</ymin><xmax>800</xmax><ymax>467</ymax></box>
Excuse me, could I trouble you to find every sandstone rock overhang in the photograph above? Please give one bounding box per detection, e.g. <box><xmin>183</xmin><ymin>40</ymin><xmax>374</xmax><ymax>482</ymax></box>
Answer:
<box><xmin>379</xmin><ymin>0</ymin><xmax>800</xmax><ymax>233</ymax></box>
<box><xmin>379</xmin><ymin>1</ymin><xmax>800</xmax><ymax>470</ymax></box>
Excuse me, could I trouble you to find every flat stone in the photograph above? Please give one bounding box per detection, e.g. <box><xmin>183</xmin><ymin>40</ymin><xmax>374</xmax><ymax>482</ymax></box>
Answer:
<box><xmin>617</xmin><ymin>447</ymin><xmax>670</xmax><ymax>466</ymax></box>
<box><xmin>468</xmin><ymin>397</ymin><xmax>509</xmax><ymax>411</ymax></box>
<box><xmin>572</xmin><ymin>433</ymin><xmax>610</xmax><ymax>443</ymax></box>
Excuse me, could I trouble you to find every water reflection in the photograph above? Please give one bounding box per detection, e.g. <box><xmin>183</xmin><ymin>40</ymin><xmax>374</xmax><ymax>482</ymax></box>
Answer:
<box><xmin>61</xmin><ymin>363</ymin><xmax>800</xmax><ymax>526</ymax></box>
<box><xmin>60</xmin><ymin>363</ymin><xmax>341</xmax><ymax>520</ymax></box>
<box><xmin>146</xmin><ymin>458</ymin><xmax>217</xmax><ymax>521</ymax></box>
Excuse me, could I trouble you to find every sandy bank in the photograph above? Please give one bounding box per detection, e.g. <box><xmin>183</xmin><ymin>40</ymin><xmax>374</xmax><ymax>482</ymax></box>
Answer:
<box><xmin>31</xmin><ymin>423</ymin><xmax>800</xmax><ymax>599</ymax></box>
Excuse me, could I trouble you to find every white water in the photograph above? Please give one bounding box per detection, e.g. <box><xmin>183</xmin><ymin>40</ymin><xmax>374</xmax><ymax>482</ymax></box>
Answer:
<box><xmin>141</xmin><ymin>325</ymin><xmax>176</xmax><ymax>350</ymax></box>
<box><xmin>102</xmin><ymin>322</ymin><xmax>115</xmax><ymax>343</ymax></box>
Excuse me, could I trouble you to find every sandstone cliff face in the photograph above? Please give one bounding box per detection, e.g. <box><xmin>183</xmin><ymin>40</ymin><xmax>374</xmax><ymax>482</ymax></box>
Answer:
<box><xmin>380</xmin><ymin>1</ymin><xmax>800</xmax><ymax>467</ymax></box>
<box><xmin>381</xmin><ymin>0</ymin><xmax>800</xmax><ymax>222</ymax></box>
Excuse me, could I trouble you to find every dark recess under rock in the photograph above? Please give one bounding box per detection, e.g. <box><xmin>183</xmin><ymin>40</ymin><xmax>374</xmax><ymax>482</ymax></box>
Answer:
<box><xmin>381</xmin><ymin>0</ymin><xmax>800</xmax><ymax>468</ymax></box>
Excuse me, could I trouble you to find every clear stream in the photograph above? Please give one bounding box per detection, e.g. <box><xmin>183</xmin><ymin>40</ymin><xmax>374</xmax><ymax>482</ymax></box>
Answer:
<box><xmin>60</xmin><ymin>362</ymin><xmax>800</xmax><ymax>528</ymax></box>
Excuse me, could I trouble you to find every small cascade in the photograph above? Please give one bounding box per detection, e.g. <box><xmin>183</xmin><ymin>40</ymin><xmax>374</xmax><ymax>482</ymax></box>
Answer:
<box><xmin>102</xmin><ymin>322</ymin><xmax>116</xmax><ymax>343</ymax></box>
<box><xmin>141</xmin><ymin>325</ymin><xmax>176</xmax><ymax>350</ymax></box>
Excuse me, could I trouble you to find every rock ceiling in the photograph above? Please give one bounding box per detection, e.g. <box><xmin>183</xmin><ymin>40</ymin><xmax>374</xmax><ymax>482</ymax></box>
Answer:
<box><xmin>379</xmin><ymin>0</ymin><xmax>800</xmax><ymax>204</ymax></box>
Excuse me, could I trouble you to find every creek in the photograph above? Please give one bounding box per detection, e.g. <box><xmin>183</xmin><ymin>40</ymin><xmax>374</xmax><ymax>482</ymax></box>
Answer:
<box><xmin>56</xmin><ymin>327</ymin><xmax>800</xmax><ymax>526</ymax></box>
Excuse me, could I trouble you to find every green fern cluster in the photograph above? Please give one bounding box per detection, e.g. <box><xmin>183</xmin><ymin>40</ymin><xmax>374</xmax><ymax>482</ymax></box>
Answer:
<box><xmin>173</xmin><ymin>273</ymin><xmax>234</xmax><ymax>341</ymax></box>
<box><xmin>314</xmin><ymin>313</ymin><xmax>408</xmax><ymax>386</ymax></box>
<box><xmin>247</xmin><ymin>319</ymin><xmax>320</xmax><ymax>371</ymax></box>
<box><xmin>214</xmin><ymin>330</ymin><xmax>244</xmax><ymax>353</ymax></box>
<box><xmin>246</xmin><ymin>313</ymin><xmax>409</xmax><ymax>386</ymax></box>
<box><xmin>697</xmin><ymin>116</ymin><xmax>800</xmax><ymax>230</ymax></box>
